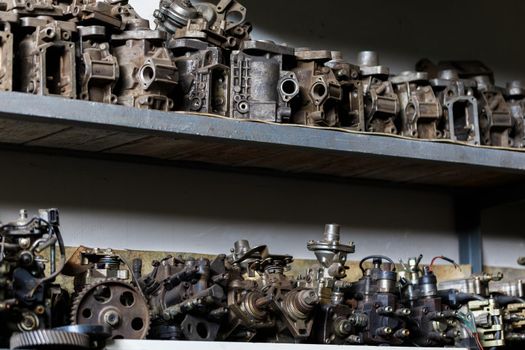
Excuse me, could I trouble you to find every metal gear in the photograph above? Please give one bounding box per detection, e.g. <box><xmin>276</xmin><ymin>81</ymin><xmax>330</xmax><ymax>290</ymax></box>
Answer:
<box><xmin>10</xmin><ymin>329</ymin><xmax>90</xmax><ymax>349</ymax></box>
<box><xmin>71</xmin><ymin>279</ymin><xmax>151</xmax><ymax>340</ymax></box>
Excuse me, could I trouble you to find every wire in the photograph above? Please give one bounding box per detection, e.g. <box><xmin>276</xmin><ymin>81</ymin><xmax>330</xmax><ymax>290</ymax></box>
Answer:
<box><xmin>458</xmin><ymin>320</ymin><xmax>483</xmax><ymax>350</ymax></box>
<box><xmin>27</xmin><ymin>218</ymin><xmax>66</xmax><ymax>297</ymax></box>
<box><xmin>359</xmin><ymin>255</ymin><xmax>396</xmax><ymax>273</ymax></box>
<box><xmin>429</xmin><ymin>255</ymin><xmax>461</xmax><ymax>272</ymax></box>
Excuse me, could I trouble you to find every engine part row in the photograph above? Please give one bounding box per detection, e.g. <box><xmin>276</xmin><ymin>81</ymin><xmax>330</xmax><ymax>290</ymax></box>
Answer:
<box><xmin>0</xmin><ymin>0</ymin><xmax>523</xmax><ymax>149</ymax></box>
<box><xmin>1</xmin><ymin>209</ymin><xmax>525</xmax><ymax>349</ymax></box>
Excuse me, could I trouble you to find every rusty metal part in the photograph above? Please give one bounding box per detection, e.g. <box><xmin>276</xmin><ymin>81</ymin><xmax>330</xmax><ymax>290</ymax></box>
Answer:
<box><xmin>0</xmin><ymin>0</ymin><xmax>64</xmax><ymax>18</ymax></box>
<box><xmin>0</xmin><ymin>11</ymin><xmax>16</xmax><ymax>92</ymax></box>
<box><xmin>349</xmin><ymin>257</ymin><xmax>410</xmax><ymax>346</ymax></box>
<box><xmin>139</xmin><ymin>255</ymin><xmax>229</xmax><ymax>341</ymax></box>
<box><xmin>18</xmin><ymin>16</ymin><xmax>77</xmax><ymax>98</ymax></box>
<box><xmin>302</xmin><ymin>225</ymin><xmax>356</xmax><ymax>345</ymax></box>
<box><xmin>71</xmin><ymin>279</ymin><xmax>151</xmax><ymax>340</ymax></box>
<box><xmin>439</xmin><ymin>273</ymin><xmax>507</xmax><ymax>347</ymax></box>
<box><xmin>491</xmin><ymin>280</ymin><xmax>525</xmax><ymax>299</ymax></box>
<box><xmin>223</xmin><ymin>242</ymin><xmax>273</xmax><ymax>341</ymax></box>
<box><xmin>10</xmin><ymin>329</ymin><xmax>90</xmax><ymax>349</ymax></box>
<box><xmin>519</xmin><ymin>257</ymin><xmax>525</xmax><ymax>266</ymax></box>
<box><xmin>306</xmin><ymin>224</ymin><xmax>355</xmax><ymax>303</ymax></box>
<box><xmin>154</xmin><ymin>0</ymin><xmax>251</xmax><ymax>50</ymax></box>
<box><xmin>291</xmin><ymin>49</ymin><xmax>343</xmax><ymax>127</ymax></box>
<box><xmin>325</xmin><ymin>54</ymin><xmax>364</xmax><ymax>130</ymax></box>
<box><xmin>169</xmin><ymin>38</ymin><xmax>229</xmax><ymax>115</ymax></box>
<box><xmin>357</xmin><ymin>51</ymin><xmax>400</xmax><ymax>134</ymax></box>
<box><xmin>247</xmin><ymin>248</ymin><xmax>318</xmax><ymax>341</ymax></box>
<box><xmin>474</xmin><ymin>75</ymin><xmax>514</xmax><ymax>147</ymax></box>
<box><xmin>67</xmin><ymin>247</ymin><xmax>129</xmax><ymax>293</ymax></box>
<box><xmin>78</xmin><ymin>25</ymin><xmax>119</xmax><ymax>104</ymax></box>
<box><xmin>0</xmin><ymin>209</ymin><xmax>68</xmax><ymax>344</ymax></box>
<box><xmin>504</xmin><ymin>303</ymin><xmax>525</xmax><ymax>345</ymax></box>
<box><xmin>505</xmin><ymin>80</ymin><xmax>525</xmax><ymax>148</ymax></box>
<box><xmin>56</xmin><ymin>324</ymin><xmax>112</xmax><ymax>349</ymax></box>
<box><xmin>398</xmin><ymin>258</ymin><xmax>458</xmax><ymax>347</ymax></box>
<box><xmin>223</xmin><ymin>240</ymin><xmax>318</xmax><ymax>342</ymax></box>
<box><xmin>112</xmin><ymin>20</ymin><xmax>178</xmax><ymax>111</ymax></box>
<box><xmin>469</xmin><ymin>298</ymin><xmax>506</xmax><ymax>348</ymax></box>
<box><xmin>429</xmin><ymin>69</ymin><xmax>480</xmax><ymax>145</ymax></box>
<box><xmin>230</xmin><ymin>40</ymin><xmax>299</xmax><ymax>122</ymax></box>
<box><xmin>392</xmin><ymin>71</ymin><xmax>443</xmax><ymax>139</ymax></box>
<box><xmin>439</xmin><ymin>272</ymin><xmax>503</xmax><ymax>298</ymax></box>
<box><xmin>416</xmin><ymin>59</ymin><xmax>495</xmax><ymax>83</ymax></box>
<box><xmin>65</xmin><ymin>0</ymin><xmax>123</xmax><ymax>29</ymax></box>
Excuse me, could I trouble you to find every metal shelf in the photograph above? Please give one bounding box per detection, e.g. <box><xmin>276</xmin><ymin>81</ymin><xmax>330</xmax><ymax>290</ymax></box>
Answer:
<box><xmin>104</xmin><ymin>340</ymin><xmax>467</xmax><ymax>350</ymax></box>
<box><xmin>0</xmin><ymin>92</ymin><xmax>523</xmax><ymax>272</ymax></box>
<box><xmin>0</xmin><ymin>92</ymin><xmax>524</xmax><ymax>190</ymax></box>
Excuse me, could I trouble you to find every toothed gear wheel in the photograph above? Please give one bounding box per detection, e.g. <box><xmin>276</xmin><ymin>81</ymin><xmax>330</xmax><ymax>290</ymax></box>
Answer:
<box><xmin>10</xmin><ymin>329</ymin><xmax>90</xmax><ymax>349</ymax></box>
<box><xmin>71</xmin><ymin>280</ymin><xmax>151</xmax><ymax>340</ymax></box>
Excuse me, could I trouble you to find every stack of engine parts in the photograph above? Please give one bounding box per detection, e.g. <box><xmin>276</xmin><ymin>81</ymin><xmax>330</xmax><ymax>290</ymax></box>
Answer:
<box><xmin>0</xmin><ymin>0</ymin><xmax>522</xmax><ymax>150</ymax></box>
<box><xmin>3</xmin><ymin>210</ymin><xmax>525</xmax><ymax>349</ymax></box>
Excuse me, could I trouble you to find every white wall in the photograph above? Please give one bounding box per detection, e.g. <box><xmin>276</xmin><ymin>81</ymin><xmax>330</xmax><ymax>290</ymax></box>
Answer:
<box><xmin>0</xmin><ymin>150</ymin><xmax>459</xmax><ymax>264</ymax></box>
<box><xmin>133</xmin><ymin>0</ymin><xmax>525</xmax><ymax>85</ymax></box>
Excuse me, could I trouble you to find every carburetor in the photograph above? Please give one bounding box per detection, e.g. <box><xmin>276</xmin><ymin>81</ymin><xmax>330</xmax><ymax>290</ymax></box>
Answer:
<box><xmin>392</xmin><ymin>71</ymin><xmax>443</xmax><ymax>139</ymax></box>
<box><xmin>357</xmin><ymin>51</ymin><xmax>400</xmax><ymax>134</ymax></box>
<box><xmin>474</xmin><ymin>75</ymin><xmax>514</xmax><ymax>147</ymax></box>
<box><xmin>111</xmin><ymin>14</ymin><xmax>178</xmax><ymax>111</ymax></box>
<box><xmin>17</xmin><ymin>16</ymin><xmax>77</xmax><ymax>98</ymax></box>
<box><xmin>139</xmin><ymin>254</ymin><xmax>229</xmax><ymax>341</ymax></box>
<box><xmin>291</xmin><ymin>49</ymin><xmax>343</xmax><ymax>127</ymax></box>
<box><xmin>0</xmin><ymin>209</ymin><xmax>68</xmax><ymax>345</ymax></box>
<box><xmin>505</xmin><ymin>80</ymin><xmax>525</xmax><ymax>148</ymax></box>
<box><xmin>169</xmin><ymin>38</ymin><xmax>229</xmax><ymax>115</ymax></box>
<box><xmin>154</xmin><ymin>0</ymin><xmax>251</xmax><ymax>50</ymax></box>
<box><xmin>77</xmin><ymin>25</ymin><xmax>119</xmax><ymax>104</ymax></box>
<box><xmin>229</xmin><ymin>40</ymin><xmax>299</xmax><ymax>122</ymax></box>
<box><xmin>439</xmin><ymin>272</ymin><xmax>506</xmax><ymax>348</ymax></box>
<box><xmin>302</xmin><ymin>224</ymin><xmax>356</xmax><ymax>345</ymax></box>
<box><xmin>0</xmin><ymin>11</ymin><xmax>17</xmax><ymax>92</ymax></box>
<box><xmin>348</xmin><ymin>256</ymin><xmax>411</xmax><ymax>346</ymax></box>
<box><xmin>398</xmin><ymin>256</ymin><xmax>458</xmax><ymax>347</ymax></box>
<box><xmin>69</xmin><ymin>247</ymin><xmax>150</xmax><ymax>340</ymax></box>
<box><xmin>428</xmin><ymin>69</ymin><xmax>480</xmax><ymax>145</ymax></box>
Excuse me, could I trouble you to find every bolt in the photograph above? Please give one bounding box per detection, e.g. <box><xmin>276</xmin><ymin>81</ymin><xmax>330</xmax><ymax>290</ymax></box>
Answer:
<box><xmin>18</xmin><ymin>238</ymin><xmax>31</xmax><ymax>249</ymax></box>
<box><xmin>347</xmin><ymin>335</ymin><xmax>361</xmax><ymax>344</ymax></box>
<box><xmin>376</xmin><ymin>327</ymin><xmax>392</xmax><ymax>337</ymax></box>
<box><xmin>103</xmin><ymin>311</ymin><xmax>120</xmax><ymax>327</ymax></box>
<box><xmin>395</xmin><ymin>329</ymin><xmax>410</xmax><ymax>338</ymax></box>
<box><xmin>338</xmin><ymin>320</ymin><xmax>352</xmax><ymax>335</ymax></box>
<box><xmin>34</xmin><ymin>305</ymin><xmax>45</xmax><ymax>315</ymax></box>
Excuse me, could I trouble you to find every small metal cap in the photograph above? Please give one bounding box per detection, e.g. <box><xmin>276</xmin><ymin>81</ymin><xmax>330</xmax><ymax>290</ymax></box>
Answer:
<box><xmin>507</xmin><ymin>80</ymin><xmax>524</xmax><ymax>97</ymax></box>
<box><xmin>324</xmin><ymin>224</ymin><xmax>341</xmax><ymax>242</ymax></box>
<box><xmin>357</xmin><ymin>51</ymin><xmax>379</xmax><ymax>67</ymax></box>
